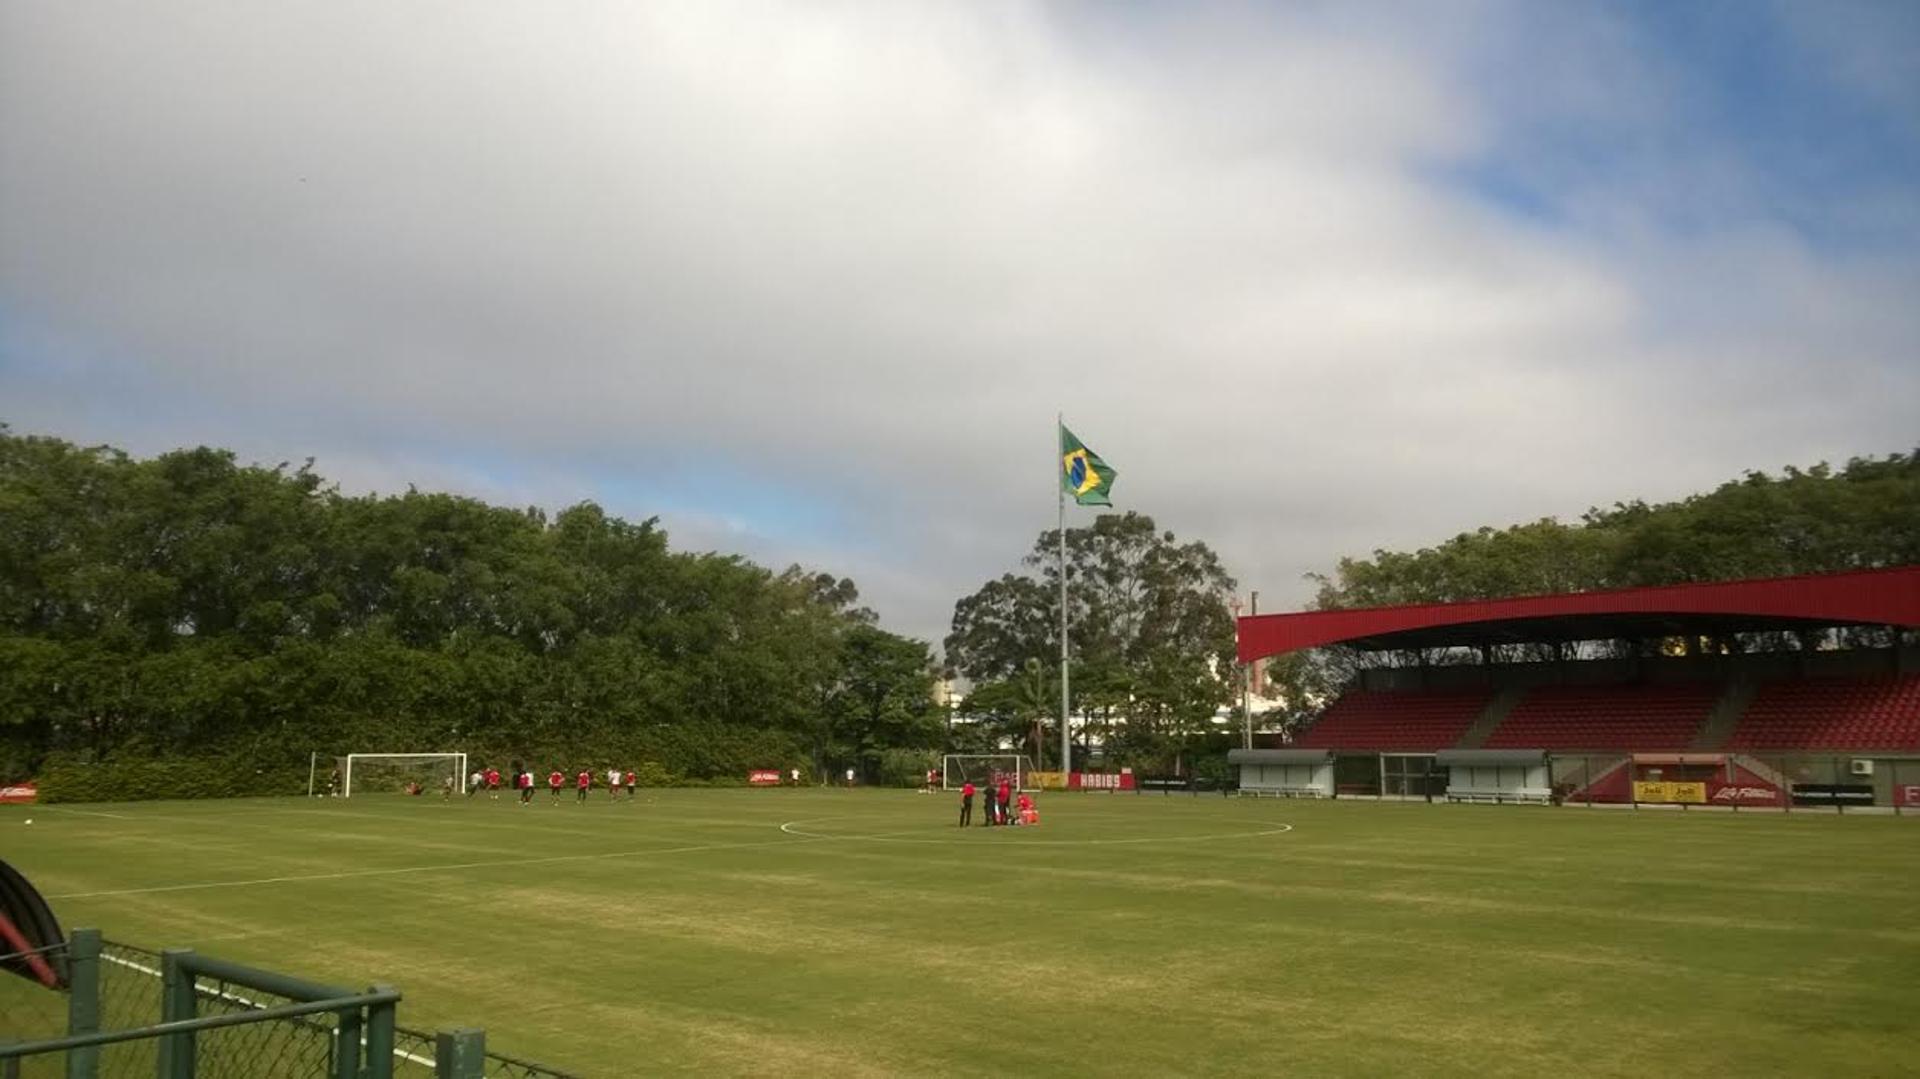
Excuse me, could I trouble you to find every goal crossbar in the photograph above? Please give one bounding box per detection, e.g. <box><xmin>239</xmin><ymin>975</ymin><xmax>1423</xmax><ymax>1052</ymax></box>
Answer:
<box><xmin>941</xmin><ymin>754</ymin><xmax>1039</xmax><ymax>793</ymax></box>
<box><xmin>340</xmin><ymin>752</ymin><xmax>467</xmax><ymax>797</ymax></box>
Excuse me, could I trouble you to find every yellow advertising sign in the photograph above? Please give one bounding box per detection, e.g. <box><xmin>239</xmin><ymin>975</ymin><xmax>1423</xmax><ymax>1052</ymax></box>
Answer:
<box><xmin>1633</xmin><ymin>781</ymin><xmax>1706</xmax><ymax>804</ymax></box>
<box><xmin>1030</xmin><ymin>771</ymin><xmax>1068</xmax><ymax>790</ymax></box>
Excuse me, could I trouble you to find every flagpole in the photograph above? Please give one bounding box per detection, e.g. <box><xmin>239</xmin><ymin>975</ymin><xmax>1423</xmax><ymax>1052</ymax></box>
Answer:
<box><xmin>1058</xmin><ymin>413</ymin><xmax>1070</xmax><ymax>778</ymax></box>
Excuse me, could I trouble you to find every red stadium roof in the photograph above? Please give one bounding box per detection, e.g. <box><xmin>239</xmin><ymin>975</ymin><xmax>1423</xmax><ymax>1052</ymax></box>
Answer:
<box><xmin>1237</xmin><ymin>565</ymin><xmax>1920</xmax><ymax>663</ymax></box>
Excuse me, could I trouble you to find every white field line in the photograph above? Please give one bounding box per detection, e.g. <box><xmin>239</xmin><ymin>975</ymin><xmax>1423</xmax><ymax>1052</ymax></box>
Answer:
<box><xmin>33</xmin><ymin>805</ymin><xmax>138</xmax><ymax>820</ymax></box>
<box><xmin>49</xmin><ymin>833</ymin><xmax>830</xmax><ymax>900</ymax></box>
<box><xmin>100</xmin><ymin>953</ymin><xmax>436</xmax><ymax>1069</ymax></box>
<box><xmin>777</xmin><ymin>817</ymin><xmax>1295</xmax><ymax>845</ymax></box>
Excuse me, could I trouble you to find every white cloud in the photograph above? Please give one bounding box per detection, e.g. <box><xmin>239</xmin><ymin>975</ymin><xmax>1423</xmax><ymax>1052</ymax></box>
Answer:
<box><xmin>3</xmin><ymin>1</ymin><xmax>1915</xmax><ymax>644</ymax></box>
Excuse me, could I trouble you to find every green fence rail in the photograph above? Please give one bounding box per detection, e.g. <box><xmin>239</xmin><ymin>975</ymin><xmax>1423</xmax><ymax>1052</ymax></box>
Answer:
<box><xmin>0</xmin><ymin>932</ymin><xmax>578</xmax><ymax>1078</ymax></box>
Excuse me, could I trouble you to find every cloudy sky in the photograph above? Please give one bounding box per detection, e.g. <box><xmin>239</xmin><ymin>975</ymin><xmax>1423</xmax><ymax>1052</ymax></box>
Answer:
<box><xmin>4</xmin><ymin>1</ymin><xmax>1917</xmax><ymax>644</ymax></box>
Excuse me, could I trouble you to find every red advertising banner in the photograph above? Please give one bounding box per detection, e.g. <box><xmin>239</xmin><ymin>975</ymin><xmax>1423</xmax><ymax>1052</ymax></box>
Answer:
<box><xmin>747</xmin><ymin>770</ymin><xmax>783</xmax><ymax>786</ymax></box>
<box><xmin>1706</xmin><ymin>780</ymin><xmax>1781</xmax><ymax>806</ymax></box>
<box><xmin>1707</xmin><ymin>760</ymin><xmax>1785</xmax><ymax>806</ymax></box>
<box><xmin>1895</xmin><ymin>783</ymin><xmax>1920</xmax><ymax>809</ymax></box>
<box><xmin>1067</xmin><ymin>770</ymin><xmax>1136</xmax><ymax>792</ymax></box>
<box><xmin>0</xmin><ymin>782</ymin><xmax>37</xmax><ymax>804</ymax></box>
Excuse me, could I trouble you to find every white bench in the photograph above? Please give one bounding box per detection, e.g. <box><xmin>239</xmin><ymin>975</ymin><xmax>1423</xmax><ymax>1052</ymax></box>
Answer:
<box><xmin>1446</xmin><ymin>787</ymin><xmax>1552</xmax><ymax>805</ymax></box>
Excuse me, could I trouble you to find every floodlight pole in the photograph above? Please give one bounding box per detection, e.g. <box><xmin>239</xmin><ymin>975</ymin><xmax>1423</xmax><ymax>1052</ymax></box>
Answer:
<box><xmin>1058</xmin><ymin>414</ymin><xmax>1071</xmax><ymax>778</ymax></box>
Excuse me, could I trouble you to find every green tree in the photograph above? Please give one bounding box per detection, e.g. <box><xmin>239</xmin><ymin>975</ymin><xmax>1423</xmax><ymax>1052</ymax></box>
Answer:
<box><xmin>1308</xmin><ymin>450</ymin><xmax>1920</xmax><ymax>657</ymax></box>
<box><xmin>0</xmin><ymin>427</ymin><xmax>944</xmax><ymax>790</ymax></box>
<box><xmin>947</xmin><ymin>511</ymin><xmax>1237</xmax><ymax>773</ymax></box>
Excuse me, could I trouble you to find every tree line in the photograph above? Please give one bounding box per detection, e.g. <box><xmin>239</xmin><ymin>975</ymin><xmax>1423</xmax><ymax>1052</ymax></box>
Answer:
<box><xmin>0</xmin><ymin>428</ymin><xmax>945</xmax><ymax>796</ymax></box>
<box><xmin>5</xmin><ymin>423</ymin><xmax>1913</xmax><ymax>797</ymax></box>
<box><xmin>1259</xmin><ymin>452</ymin><xmax>1920</xmax><ymax>728</ymax></box>
<box><xmin>948</xmin><ymin>453</ymin><xmax>1920</xmax><ymax>756</ymax></box>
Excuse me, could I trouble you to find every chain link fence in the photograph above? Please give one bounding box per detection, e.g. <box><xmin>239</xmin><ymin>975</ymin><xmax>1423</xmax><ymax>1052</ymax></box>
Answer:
<box><xmin>2</xmin><ymin>934</ymin><xmax>581</xmax><ymax>1078</ymax></box>
<box><xmin>1</xmin><ymin>940</ymin><xmax>70</xmax><ymax>1079</ymax></box>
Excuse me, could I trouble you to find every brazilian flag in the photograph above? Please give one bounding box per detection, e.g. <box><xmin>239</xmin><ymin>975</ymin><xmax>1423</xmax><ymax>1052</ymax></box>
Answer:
<box><xmin>1060</xmin><ymin>424</ymin><xmax>1117</xmax><ymax>506</ymax></box>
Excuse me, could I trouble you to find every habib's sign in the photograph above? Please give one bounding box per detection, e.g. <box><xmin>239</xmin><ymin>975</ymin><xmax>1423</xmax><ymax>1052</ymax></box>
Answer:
<box><xmin>1068</xmin><ymin>770</ymin><xmax>1136</xmax><ymax>791</ymax></box>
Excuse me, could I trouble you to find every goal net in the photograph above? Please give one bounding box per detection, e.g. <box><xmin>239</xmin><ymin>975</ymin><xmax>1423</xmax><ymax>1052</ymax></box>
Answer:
<box><xmin>942</xmin><ymin>754</ymin><xmax>1037</xmax><ymax>792</ymax></box>
<box><xmin>336</xmin><ymin>753</ymin><xmax>467</xmax><ymax>797</ymax></box>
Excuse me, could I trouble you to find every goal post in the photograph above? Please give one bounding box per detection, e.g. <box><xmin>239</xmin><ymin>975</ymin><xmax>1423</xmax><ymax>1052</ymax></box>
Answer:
<box><xmin>942</xmin><ymin>754</ymin><xmax>1038</xmax><ymax>792</ymax></box>
<box><xmin>338</xmin><ymin>753</ymin><xmax>468</xmax><ymax>797</ymax></box>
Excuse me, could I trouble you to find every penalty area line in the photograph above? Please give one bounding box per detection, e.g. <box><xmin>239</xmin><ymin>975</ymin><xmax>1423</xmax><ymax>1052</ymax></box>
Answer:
<box><xmin>48</xmin><ymin>832</ymin><xmax>830</xmax><ymax>900</ymax></box>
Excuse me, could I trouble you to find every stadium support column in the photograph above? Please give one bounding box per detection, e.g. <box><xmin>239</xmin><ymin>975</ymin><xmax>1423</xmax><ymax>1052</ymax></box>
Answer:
<box><xmin>1059</xmin><ymin>413</ymin><xmax>1071</xmax><ymax>776</ymax></box>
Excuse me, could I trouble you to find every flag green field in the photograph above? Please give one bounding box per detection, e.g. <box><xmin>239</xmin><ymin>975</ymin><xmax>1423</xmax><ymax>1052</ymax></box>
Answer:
<box><xmin>5</xmin><ymin>791</ymin><xmax>1917</xmax><ymax>1077</ymax></box>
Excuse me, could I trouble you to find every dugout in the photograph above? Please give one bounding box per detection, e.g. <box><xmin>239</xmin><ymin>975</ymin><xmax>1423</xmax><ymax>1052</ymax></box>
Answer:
<box><xmin>1228</xmin><ymin>749</ymin><xmax>1332</xmax><ymax>798</ymax></box>
<box><xmin>1435</xmin><ymin>750</ymin><xmax>1551</xmax><ymax>804</ymax></box>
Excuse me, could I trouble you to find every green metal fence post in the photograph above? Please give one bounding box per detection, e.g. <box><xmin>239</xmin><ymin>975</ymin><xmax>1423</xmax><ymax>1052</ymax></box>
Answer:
<box><xmin>157</xmin><ymin>950</ymin><xmax>196</xmax><ymax>1079</ymax></box>
<box><xmin>433</xmin><ymin>1029</ymin><xmax>486</xmax><ymax>1079</ymax></box>
<box><xmin>65</xmin><ymin>928</ymin><xmax>102</xmax><ymax>1079</ymax></box>
<box><xmin>362</xmin><ymin>985</ymin><xmax>399</xmax><ymax>1079</ymax></box>
<box><xmin>333</xmin><ymin>1005</ymin><xmax>363</xmax><ymax>1079</ymax></box>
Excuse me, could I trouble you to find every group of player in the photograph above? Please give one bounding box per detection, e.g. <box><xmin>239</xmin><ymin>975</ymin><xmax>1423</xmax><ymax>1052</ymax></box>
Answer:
<box><xmin>463</xmin><ymin>765</ymin><xmax>640</xmax><ymax>803</ymax></box>
<box><xmin>956</xmin><ymin>778</ymin><xmax>1038</xmax><ymax>827</ymax></box>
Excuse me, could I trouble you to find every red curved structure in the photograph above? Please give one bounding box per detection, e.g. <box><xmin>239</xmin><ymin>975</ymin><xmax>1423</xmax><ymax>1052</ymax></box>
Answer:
<box><xmin>1237</xmin><ymin>565</ymin><xmax>1920</xmax><ymax>663</ymax></box>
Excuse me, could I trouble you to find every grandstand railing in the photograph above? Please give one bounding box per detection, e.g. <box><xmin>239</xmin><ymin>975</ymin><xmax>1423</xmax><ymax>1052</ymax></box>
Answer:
<box><xmin>0</xmin><ymin>930</ymin><xmax>579</xmax><ymax>1078</ymax></box>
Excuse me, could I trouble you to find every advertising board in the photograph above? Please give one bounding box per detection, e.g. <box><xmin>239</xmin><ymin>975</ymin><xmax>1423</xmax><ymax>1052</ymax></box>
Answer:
<box><xmin>1632</xmin><ymin>781</ymin><xmax>1706</xmax><ymax>804</ymax></box>
<box><xmin>1790</xmin><ymin>783</ymin><xmax>1874</xmax><ymax>807</ymax></box>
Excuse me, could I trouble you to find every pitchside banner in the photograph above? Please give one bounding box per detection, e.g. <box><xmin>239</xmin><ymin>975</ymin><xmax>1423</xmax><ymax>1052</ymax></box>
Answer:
<box><xmin>1068</xmin><ymin>770</ymin><xmax>1136</xmax><ymax>791</ymax></box>
<box><xmin>0</xmin><ymin>782</ymin><xmax>35</xmax><ymax>804</ymax></box>
<box><xmin>1633</xmin><ymin>781</ymin><xmax>1706</xmax><ymax>804</ymax></box>
<box><xmin>1706</xmin><ymin>779</ymin><xmax>1781</xmax><ymax>806</ymax></box>
<box><xmin>747</xmin><ymin>770</ymin><xmax>782</xmax><ymax>786</ymax></box>
<box><xmin>1791</xmin><ymin>783</ymin><xmax>1874</xmax><ymax>807</ymax></box>
<box><xmin>1896</xmin><ymin>783</ymin><xmax>1920</xmax><ymax>809</ymax></box>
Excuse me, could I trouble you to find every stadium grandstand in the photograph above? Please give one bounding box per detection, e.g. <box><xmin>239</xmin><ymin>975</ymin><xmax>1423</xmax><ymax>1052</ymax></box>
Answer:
<box><xmin>1230</xmin><ymin>565</ymin><xmax>1920</xmax><ymax>810</ymax></box>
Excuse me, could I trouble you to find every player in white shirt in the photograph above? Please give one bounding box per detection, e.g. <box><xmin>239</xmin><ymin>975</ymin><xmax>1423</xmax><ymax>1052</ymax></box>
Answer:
<box><xmin>606</xmin><ymin>767</ymin><xmax>621</xmax><ymax>800</ymax></box>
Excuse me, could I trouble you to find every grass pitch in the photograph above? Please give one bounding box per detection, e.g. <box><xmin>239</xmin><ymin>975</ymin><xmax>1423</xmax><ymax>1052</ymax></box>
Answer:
<box><xmin>5</xmin><ymin>790</ymin><xmax>1917</xmax><ymax>1077</ymax></box>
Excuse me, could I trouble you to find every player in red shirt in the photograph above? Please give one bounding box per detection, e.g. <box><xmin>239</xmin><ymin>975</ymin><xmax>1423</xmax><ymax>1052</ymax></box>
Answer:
<box><xmin>1016</xmin><ymin>792</ymin><xmax>1037</xmax><ymax>826</ymax></box>
<box><xmin>995</xmin><ymin>780</ymin><xmax>1012</xmax><ymax>826</ymax></box>
<box><xmin>547</xmin><ymin>770</ymin><xmax>564</xmax><ymax>802</ymax></box>
<box><xmin>959</xmin><ymin>782</ymin><xmax>978</xmax><ymax>827</ymax></box>
<box><xmin>485</xmin><ymin>767</ymin><xmax>501</xmax><ymax>800</ymax></box>
<box><xmin>575</xmin><ymin>769</ymin><xmax>591</xmax><ymax>803</ymax></box>
<box><xmin>624</xmin><ymin>770</ymin><xmax>637</xmax><ymax>800</ymax></box>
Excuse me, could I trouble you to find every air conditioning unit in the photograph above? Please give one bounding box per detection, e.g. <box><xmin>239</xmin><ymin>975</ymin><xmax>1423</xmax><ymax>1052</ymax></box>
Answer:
<box><xmin>1849</xmin><ymin>759</ymin><xmax>1874</xmax><ymax>777</ymax></box>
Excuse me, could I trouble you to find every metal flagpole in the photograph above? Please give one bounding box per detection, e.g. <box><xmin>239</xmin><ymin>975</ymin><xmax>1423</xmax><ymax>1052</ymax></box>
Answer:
<box><xmin>1058</xmin><ymin>413</ymin><xmax>1070</xmax><ymax>778</ymax></box>
<box><xmin>1244</xmin><ymin>591</ymin><xmax>1258</xmax><ymax>750</ymax></box>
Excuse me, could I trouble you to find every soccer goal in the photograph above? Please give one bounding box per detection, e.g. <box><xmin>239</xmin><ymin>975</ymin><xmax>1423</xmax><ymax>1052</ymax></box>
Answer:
<box><xmin>942</xmin><ymin>754</ymin><xmax>1038</xmax><ymax>792</ymax></box>
<box><xmin>334</xmin><ymin>752</ymin><xmax>467</xmax><ymax>797</ymax></box>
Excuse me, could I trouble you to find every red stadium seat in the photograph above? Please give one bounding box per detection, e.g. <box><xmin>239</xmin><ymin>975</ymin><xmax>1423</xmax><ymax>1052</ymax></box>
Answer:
<box><xmin>1292</xmin><ymin>690</ymin><xmax>1489</xmax><ymax>751</ymax></box>
<box><xmin>1483</xmin><ymin>684</ymin><xmax>1718</xmax><ymax>751</ymax></box>
<box><xmin>1727</xmin><ymin>675</ymin><xmax>1920</xmax><ymax>751</ymax></box>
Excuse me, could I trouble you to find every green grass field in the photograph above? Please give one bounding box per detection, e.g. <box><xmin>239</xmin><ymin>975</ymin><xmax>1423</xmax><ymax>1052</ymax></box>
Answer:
<box><xmin>5</xmin><ymin>790</ymin><xmax>1918</xmax><ymax>1077</ymax></box>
